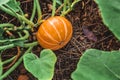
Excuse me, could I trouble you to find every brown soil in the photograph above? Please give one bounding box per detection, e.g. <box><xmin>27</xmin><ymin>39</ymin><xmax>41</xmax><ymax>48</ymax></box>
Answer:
<box><xmin>0</xmin><ymin>0</ymin><xmax>120</xmax><ymax>80</ymax></box>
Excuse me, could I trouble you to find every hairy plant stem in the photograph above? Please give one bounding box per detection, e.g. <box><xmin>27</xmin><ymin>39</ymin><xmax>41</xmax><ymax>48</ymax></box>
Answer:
<box><xmin>30</xmin><ymin>0</ymin><xmax>37</xmax><ymax>22</ymax></box>
<box><xmin>0</xmin><ymin>5</ymin><xmax>34</xmax><ymax>27</ymax></box>
<box><xmin>0</xmin><ymin>47</ymin><xmax>33</xmax><ymax>80</ymax></box>
<box><xmin>0</xmin><ymin>23</ymin><xmax>14</xmax><ymax>28</ymax></box>
<box><xmin>34</xmin><ymin>20</ymin><xmax>45</xmax><ymax>28</ymax></box>
<box><xmin>4</xmin><ymin>4</ymin><xmax>23</xmax><ymax>24</ymax></box>
<box><xmin>0</xmin><ymin>44</ymin><xmax>14</xmax><ymax>50</ymax></box>
<box><xmin>24</xmin><ymin>41</ymin><xmax>38</xmax><ymax>48</ymax></box>
<box><xmin>2</xmin><ymin>56</ymin><xmax>16</xmax><ymax>65</ymax></box>
<box><xmin>5</xmin><ymin>25</ymin><xmax>31</xmax><ymax>31</ymax></box>
<box><xmin>0</xmin><ymin>30</ymin><xmax>29</xmax><ymax>43</ymax></box>
<box><xmin>52</xmin><ymin>0</ymin><xmax>56</xmax><ymax>17</ymax></box>
<box><xmin>61</xmin><ymin>0</ymin><xmax>80</xmax><ymax>16</ymax></box>
<box><xmin>0</xmin><ymin>41</ymin><xmax>38</xmax><ymax>50</ymax></box>
<box><xmin>0</xmin><ymin>6</ymin><xmax>16</xmax><ymax>17</ymax></box>
<box><xmin>18</xmin><ymin>14</ymin><xmax>34</xmax><ymax>27</ymax></box>
<box><xmin>62</xmin><ymin>0</ymin><xmax>67</xmax><ymax>17</ymax></box>
<box><xmin>35</xmin><ymin>0</ymin><xmax>42</xmax><ymax>21</ymax></box>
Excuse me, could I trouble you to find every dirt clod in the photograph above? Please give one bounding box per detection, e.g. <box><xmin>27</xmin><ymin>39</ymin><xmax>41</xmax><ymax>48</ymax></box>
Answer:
<box><xmin>17</xmin><ymin>75</ymin><xmax>29</xmax><ymax>80</ymax></box>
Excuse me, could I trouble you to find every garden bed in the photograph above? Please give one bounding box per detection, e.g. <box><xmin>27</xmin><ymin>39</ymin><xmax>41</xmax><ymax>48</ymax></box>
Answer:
<box><xmin>0</xmin><ymin>0</ymin><xmax>120</xmax><ymax>80</ymax></box>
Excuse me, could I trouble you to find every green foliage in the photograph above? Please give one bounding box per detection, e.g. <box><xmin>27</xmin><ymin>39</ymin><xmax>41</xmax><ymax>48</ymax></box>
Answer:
<box><xmin>0</xmin><ymin>61</ymin><xmax>2</xmax><ymax>76</ymax></box>
<box><xmin>13</xmin><ymin>40</ymin><xmax>24</xmax><ymax>47</ymax></box>
<box><xmin>56</xmin><ymin>0</ymin><xmax>62</xmax><ymax>6</ymax></box>
<box><xmin>73</xmin><ymin>2</ymin><xmax>120</xmax><ymax>79</ymax></box>
<box><xmin>0</xmin><ymin>0</ymin><xmax>9</xmax><ymax>5</ymax></box>
<box><xmin>23</xmin><ymin>49</ymin><xmax>57</xmax><ymax>80</ymax></box>
<box><xmin>0</xmin><ymin>0</ymin><xmax>20</xmax><ymax>13</ymax></box>
<box><xmin>0</xmin><ymin>0</ymin><xmax>81</xmax><ymax>79</ymax></box>
<box><xmin>6</xmin><ymin>0</ymin><xmax>20</xmax><ymax>12</ymax></box>
<box><xmin>0</xmin><ymin>28</ymin><xmax>4</xmax><ymax>40</ymax></box>
<box><xmin>95</xmin><ymin>0</ymin><xmax>120</xmax><ymax>40</ymax></box>
<box><xmin>71</xmin><ymin>49</ymin><xmax>120</xmax><ymax>80</ymax></box>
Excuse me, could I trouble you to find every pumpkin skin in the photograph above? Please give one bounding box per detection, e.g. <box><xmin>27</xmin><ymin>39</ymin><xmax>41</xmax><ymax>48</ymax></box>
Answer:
<box><xmin>36</xmin><ymin>16</ymin><xmax>73</xmax><ymax>50</ymax></box>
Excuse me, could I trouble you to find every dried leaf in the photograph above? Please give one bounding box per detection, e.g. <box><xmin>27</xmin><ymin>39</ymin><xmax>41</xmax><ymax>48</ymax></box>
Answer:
<box><xmin>82</xmin><ymin>26</ymin><xmax>97</xmax><ymax>42</ymax></box>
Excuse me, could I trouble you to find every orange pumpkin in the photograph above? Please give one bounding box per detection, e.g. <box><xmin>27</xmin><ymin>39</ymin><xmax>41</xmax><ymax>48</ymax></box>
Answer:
<box><xmin>36</xmin><ymin>16</ymin><xmax>73</xmax><ymax>50</ymax></box>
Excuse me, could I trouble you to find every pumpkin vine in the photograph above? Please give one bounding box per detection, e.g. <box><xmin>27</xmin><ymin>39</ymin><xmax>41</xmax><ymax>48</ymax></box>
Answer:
<box><xmin>0</xmin><ymin>0</ymin><xmax>80</xmax><ymax>79</ymax></box>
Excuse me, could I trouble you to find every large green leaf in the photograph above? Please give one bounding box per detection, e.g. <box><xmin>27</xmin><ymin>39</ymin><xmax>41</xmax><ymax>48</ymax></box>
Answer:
<box><xmin>94</xmin><ymin>0</ymin><xmax>120</xmax><ymax>40</ymax></box>
<box><xmin>71</xmin><ymin>49</ymin><xmax>120</xmax><ymax>80</ymax></box>
<box><xmin>0</xmin><ymin>0</ymin><xmax>9</xmax><ymax>5</ymax></box>
<box><xmin>23</xmin><ymin>49</ymin><xmax>57</xmax><ymax>80</ymax></box>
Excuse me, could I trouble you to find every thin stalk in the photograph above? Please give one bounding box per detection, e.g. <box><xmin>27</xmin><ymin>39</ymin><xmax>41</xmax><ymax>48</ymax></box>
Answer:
<box><xmin>0</xmin><ymin>23</ymin><xmax>14</xmax><ymax>28</ymax></box>
<box><xmin>18</xmin><ymin>8</ymin><xmax>26</xmax><ymax>26</ymax></box>
<box><xmin>0</xmin><ymin>57</ymin><xmax>3</xmax><ymax>75</ymax></box>
<box><xmin>67</xmin><ymin>0</ymin><xmax>71</xmax><ymax>7</ymax></box>
<box><xmin>30</xmin><ymin>0</ymin><xmax>37</xmax><ymax>21</ymax></box>
<box><xmin>61</xmin><ymin>0</ymin><xmax>80</xmax><ymax>16</ymax></box>
<box><xmin>52</xmin><ymin>0</ymin><xmax>56</xmax><ymax>17</ymax></box>
<box><xmin>3</xmin><ymin>47</ymin><xmax>21</xmax><ymax>69</ymax></box>
<box><xmin>0</xmin><ymin>44</ymin><xmax>14</xmax><ymax>50</ymax></box>
<box><xmin>4</xmin><ymin>4</ymin><xmax>25</xmax><ymax>26</ymax></box>
<box><xmin>18</xmin><ymin>32</ymin><xmax>23</xmax><ymax>37</ymax></box>
<box><xmin>0</xmin><ymin>41</ymin><xmax>38</xmax><ymax>50</ymax></box>
<box><xmin>34</xmin><ymin>20</ymin><xmax>45</xmax><ymax>28</ymax></box>
<box><xmin>62</xmin><ymin>0</ymin><xmax>67</xmax><ymax>17</ymax></box>
<box><xmin>4</xmin><ymin>4</ymin><xmax>22</xmax><ymax>23</ymax></box>
<box><xmin>0</xmin><ymin>6</ymin><xmax>17</xmax><ymax>17</ymax></box>
<box><xmin>0</xmin><ymin>5</ymin><xmax>34</xmax><ymax>26</ymax></box>
<box><xmin>0</xmin><ymin>30</ymin><xmax>29</xmax><ymax>43</ymax></box>
<box><xmin>6</xmin><ymin>26</ymin><xmax>31</xmax><ymax>31</ymax></box>
<box><xmin>24</xmin><ymin>41</ymin><xmax>38</xmax><ymax>48</ymax></box>
<box><xmin>14</xmin><ymin>0</ymin><xmax>24</xmax><ymax>15</ymax></box>
<box><xmin>18</xmin><ymin>14</ymin><xmax>34</xmax><ymax>27</ymax></box>
<box><xmin>2</xmin><ymin>56</ymin><xmax>16</xmax><ymax>65</ymax></box>
<box><xmin>55</xmin><ymin>3</ymin><xmax>64</xmax><ymax>14</ymax></box>
<box><xmin>6</xmin><ymin>27</ymin><xmax>23</xmax><ymax>31</ymax></box>
<box><xmin>0</xmin><ymin>47</ymin><xmax>33</xmax><ymax>80</ymax></box>
<box><xmin>35</xmin><ymin>0</ymin><xmax>42</xmax><ymax>20</ymax></box>
<box><xmin>6</xmin><ymin>30</ymin><xmax>14</xmax><ymax>37</ymax></box>
<box><xmin>18</xmin><ymin>6</ymin><xmax>24</xmax><ymax>15</ymax></box>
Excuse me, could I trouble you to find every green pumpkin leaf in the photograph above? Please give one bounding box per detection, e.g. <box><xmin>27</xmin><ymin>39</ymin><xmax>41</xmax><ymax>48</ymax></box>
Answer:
<box><xmin>95</xmin><ymin>0</ymin><xmax>120</xmax><ymax>40</ymax></box>
<box><xmin>56</xmin><ymin>0</ymin><xmax>62</xmax><ymax>5</ymax></box>
<box><xmin>0</xmin><ymin>0</ymin><xmax>10</xmax><ymax>5</ymax></box>
<box><xmin>23</xmin><ymin>49</ymin><xmax>57</xmax><ymax>80</ymax></box>
<box><xmin>6</xmin><ymin>0</ymin><xmax>20</xmax><ymax>12</ymax></box>
<box><xmin>71</xmin><ymin>49</ymin><xmax>120</xmax><ymax>80</ymax></box>
<box><xmin>13</xmin><ymin>40</ymin><xmax>24</xmax><ymax>47</ymax></box>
